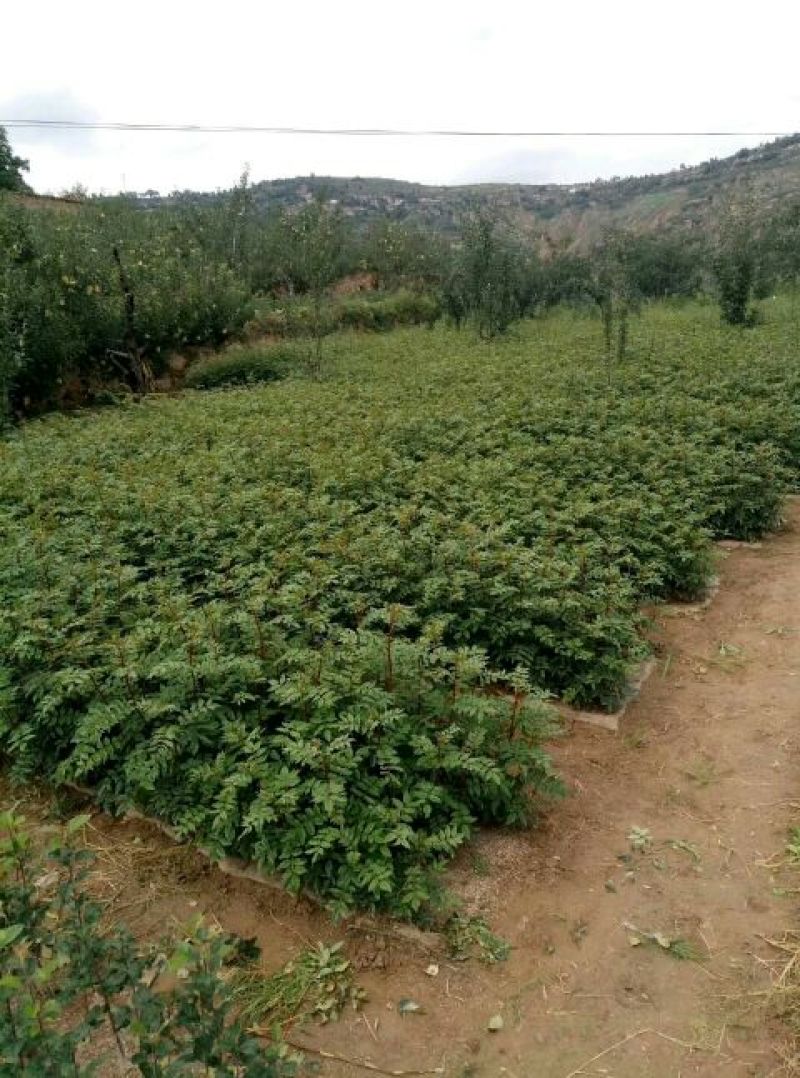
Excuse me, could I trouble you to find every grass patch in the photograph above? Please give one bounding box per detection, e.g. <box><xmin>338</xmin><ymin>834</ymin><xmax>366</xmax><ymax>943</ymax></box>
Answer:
<box><xmin>184</xmin><ymin>343</ymin><xmax>302</xmax><ymax>389</ymax></box>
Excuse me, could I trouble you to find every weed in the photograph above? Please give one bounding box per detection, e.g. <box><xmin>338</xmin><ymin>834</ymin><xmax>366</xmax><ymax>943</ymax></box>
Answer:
<box><xmin>628</xmin><ymin>826</ymin><xmax>653</xmax><ymax>853</ymax></box>
<box><xmin>469</xmin><ymin>851</ymin><xmax>491</xmax><ymax>878</ymax></box>
<box><xmin>711</xmin><ymin>641</ymin><xmax>746</xmax><ymax>670</ymax></box>
<box><xmin>624</xmin><ymin>922</ymin><xmax>704</xmax><ymax>961</ymax></box>
<box><xmin>667</xmin><ymin>937</ymin><xmax>704</xmax><ymax>961</ymax></box>
<box><xmin>233</xmin><ymin>941</ymin><xmax>365</xmax><ymax>1029</ymax></box>
<box><xmin>445</xmin><ymin>914</ymin><xmax>510</xmax><ymax>964</ymax></box>
<box><xmin>571</xmin><ymin>919</ymin><xmax>590</xmax><ymax>946</ymax></box>
<box><xmin>666</xmin><ymin>838</ymin><xmax>702</xmax><ymax>863</ymax></box>
<box><xmin>786</xmin><ymin>828</ymin><xmax>800</xmax><ymax>864</ymax></box>
<box><xmin>664</xmin><ymin>785</ymin><xmax>688</xmax><ymax>808</ymax></box>
<box><xmin>685</xmin><ymin>756</ymin><xmax>719</xmax><ymax>788</ymax></box>
<box><xmin>623</xmin><ymin>724</ymin><xmax>650</xmax><ymax>749</ymax></box>
<box><xmin>184</xmin><ymin>343</ymin><xmax>300</xmax><ymax>389</ymax></box>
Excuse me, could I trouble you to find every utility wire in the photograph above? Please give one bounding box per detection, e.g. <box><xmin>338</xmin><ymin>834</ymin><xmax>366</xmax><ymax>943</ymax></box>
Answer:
<box><xmin>0</xmin><ymin>120</ymin><xmax>795</xmax><ymax>137</ymax></box>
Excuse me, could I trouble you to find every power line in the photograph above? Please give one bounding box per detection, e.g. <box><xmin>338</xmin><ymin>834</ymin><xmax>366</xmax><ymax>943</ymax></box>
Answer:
<box><xmin>0</xmin><ymin>119</ymin><xmax>795</xmax><ymax>138</ymax></box>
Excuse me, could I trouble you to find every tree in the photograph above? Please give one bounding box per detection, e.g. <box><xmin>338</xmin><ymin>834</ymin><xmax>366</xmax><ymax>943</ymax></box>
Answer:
<box><xmin>228</xmin><ymin>166</ymin><xmax>254</xmax><ymax>277</ymax></box>
<box><xmin>591</xmin><ymin>228</ymin><xmax>639</xmax><ymax>372</ymax></box>
<box><xmin>284</xmin><ymin>197</ymin><xmax>347</xmax><ymax>375</ymax></box>
<box><xmin>0</xmin><ymin>127</ymin><xmax>30</xmax><ymax>193</ymax></box>
<box><xmin>362</xmin><ymin>219</ymin><xmax>448</xmax><ymax>290</ymax></box>
<box><xmin>537</xmin><ymin>248</ymin><xmax>595</xmax><ymax>309</ymax></box>
<box><xmin>711</xmin><ymin>187</ymin><xmax>757</xmax><ymax>326</ymax></box>
<box><xmin>442</xmin><ymin>208</ymin><xmax>535</xmax><ymax>338</ymax></box>
<box><xmin>0</xmin><ymin>203</ymin><xmax>35</xmax><ymax>425</ymax></box>
<box><xmin>762</xmin><ymin>199</ymin><xmax>800</xmax><ymax>298</ymax></box>
<box><xmin>625</xmin><ymin>233</ymin><xmax>703</xmax><ymax>299</ymax></box>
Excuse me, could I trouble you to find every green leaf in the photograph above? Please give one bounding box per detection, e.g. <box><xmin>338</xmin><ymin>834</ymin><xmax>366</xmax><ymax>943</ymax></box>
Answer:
<box><xmin>66</xmin><ymin>813</ymin><xmax>92</xmax><ymax>835</ymax></box>
<box><xmin>0</xmin><ymin>924</ymin><xmax>24</xmax><ymax>949</ymax></box>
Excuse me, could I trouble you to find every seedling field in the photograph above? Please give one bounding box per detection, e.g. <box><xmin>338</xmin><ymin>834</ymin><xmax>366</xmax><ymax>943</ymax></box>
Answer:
<box><xmin>1</xmin><ymin>300</ymin><xmax>798</xmax><ymax>915</ymax></box>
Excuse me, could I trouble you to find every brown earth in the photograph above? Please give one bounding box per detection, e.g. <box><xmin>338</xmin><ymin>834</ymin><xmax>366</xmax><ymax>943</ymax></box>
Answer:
<box><xmin>330</xmin><ymin>272</ymin><xmax>379</xmax><ymax>295</ymax></box>
<box><xmin>7</xmin><ymin>499</ymin><xmax>800</xmax><ymax>1077</ymax></box>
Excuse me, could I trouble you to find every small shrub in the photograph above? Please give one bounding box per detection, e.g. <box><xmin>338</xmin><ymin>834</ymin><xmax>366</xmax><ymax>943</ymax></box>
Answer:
<box><xmin>0</xmin><ymin>811</ymin><xmax>295</xmax><ymax>1075</ymax></box>
<box><xmin>184</xmin><ymin>344</ymin><xmax>299</xmax><ymax>389</ymax></box>
<box><xmin>338</xmin><ymin>297</ymin><xmax>378</xmax><ymax>331</ymax></box>
<box><xmin>252</xmin><ymin>290</ymin><xmax>441</xmax><ymax>339</ymax></box>
<box><xmin>702</xmin><ymin>443</ymin><xmax>787</xmax><ymax>540</ymax></box>
<box><xmin>338</xmin><ymin>291</ymin><xmax>441</xmax><ymax>331</ymax></box>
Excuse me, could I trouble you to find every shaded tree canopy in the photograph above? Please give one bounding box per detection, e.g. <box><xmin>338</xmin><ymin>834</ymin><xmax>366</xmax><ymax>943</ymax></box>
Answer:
<box><xmin>0</xmin><ymin>126</ymin><xmax>31</xmax><ymax>193</ymax></box>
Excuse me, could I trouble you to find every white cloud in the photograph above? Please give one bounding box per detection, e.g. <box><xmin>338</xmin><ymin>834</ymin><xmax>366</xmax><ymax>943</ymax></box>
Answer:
<box><xmin>2</xmin><ymin>0</ymin><xmax>798</xmax><ymax>194</ymax></box>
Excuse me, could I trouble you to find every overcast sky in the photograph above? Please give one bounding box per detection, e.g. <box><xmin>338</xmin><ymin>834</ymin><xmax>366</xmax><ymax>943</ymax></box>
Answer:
<box><xmin>3</xmin><ymin>0</ymin><xmax>799</xmax><ymax>195</ymax></box>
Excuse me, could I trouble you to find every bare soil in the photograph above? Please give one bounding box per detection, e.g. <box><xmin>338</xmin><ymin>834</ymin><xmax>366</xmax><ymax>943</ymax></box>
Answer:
<box><xmin>8</xmin><ymin>499</ymin><xmax>800</xmax><ymax>1077</ymax></box>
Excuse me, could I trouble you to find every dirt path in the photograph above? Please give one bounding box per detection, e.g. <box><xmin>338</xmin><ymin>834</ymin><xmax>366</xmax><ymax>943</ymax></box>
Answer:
<box><xmin>442</xmin><ymin>496</ymin><xmax>800</xmax><ymax>1078</ymax></box>
<box><xmin>309</xmin><ymin>496</ymin><xmax>800</xmax><ymax>1078</ymax></box>
<box><xmin>11</xmin><ymin>500</ymin><xmax>799</xmax><ymax>1077</ymax></box>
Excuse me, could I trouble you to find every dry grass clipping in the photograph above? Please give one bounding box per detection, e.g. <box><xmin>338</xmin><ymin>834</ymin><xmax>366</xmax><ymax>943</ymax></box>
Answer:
<box><xmin>734</xmin><ymin>931</ymin><xmax>800</xmax><ymax>1075</ymax></box>
<box><xmin>81</xmin><ymin>822</ymin><xmax>206</xmax><ymax>927</ymax></box>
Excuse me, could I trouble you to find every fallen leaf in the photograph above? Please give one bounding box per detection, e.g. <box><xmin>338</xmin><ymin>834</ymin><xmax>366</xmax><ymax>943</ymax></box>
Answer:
<box><xmin>34</xmin><ymin>871</ymin><xmax>60</xmax><ymax>891</ymax></box>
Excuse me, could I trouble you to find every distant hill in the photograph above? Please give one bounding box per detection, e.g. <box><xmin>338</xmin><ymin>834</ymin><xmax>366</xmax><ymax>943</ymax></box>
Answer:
<box><xmin>197</xmin><ymin>136</ymin><xmax>800</xmax><ymax>244</ymax></box>
<box><xmin>80</xmin><ymin>133</ymin><xmax>800</xmax><ymax>247</ymax></box>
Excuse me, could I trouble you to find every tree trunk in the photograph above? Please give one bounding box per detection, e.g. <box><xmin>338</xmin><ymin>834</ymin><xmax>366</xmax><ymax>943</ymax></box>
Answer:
<box><xmin>112</xmin><ymin>246</ymin><xmax>153</xmax><ymax>394</ymax></box>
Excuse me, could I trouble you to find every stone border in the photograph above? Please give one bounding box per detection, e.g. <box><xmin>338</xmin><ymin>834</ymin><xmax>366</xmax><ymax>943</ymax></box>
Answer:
<box><xmin>556</xmin><ymin>568</ymin><xmax>723</xmax><ymax>732</ymax></box>
<box><xmin>66</xmin><ymin>783</ymin><xmax>441</xmax><ymax>952</ymax></box>
<box><xmin>556</xmin><ymin>657</ymin><xmax>657</xmax><ymax>733</ymax></box>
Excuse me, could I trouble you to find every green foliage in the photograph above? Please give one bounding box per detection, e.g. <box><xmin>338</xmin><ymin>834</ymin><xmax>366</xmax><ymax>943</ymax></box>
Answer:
<box><xmin>442</xmin><ymin>209</ymin><xmax>536</xmax><ymax>338</ymax></box>
<box><xmin>253</xmin><ymin>289</ymin><xmax>441</xmax><ymax>339</ymax></box>
<box><xmin>444</xmin><ymin>913</ymin><xmax>510</xmax><ymax>963</ymax></box>
<box><xmin>712</xmin><ymin>188</ymin><xmax>758</xmax><ymax>326</ymax></box>
<box><xmin>785</xmin><ymin>827</ymin><xmax>800</xmax><ymax>864</ymax></box>
<box><xmin>0</xmin><ymin>811</ymin><xmax>294</xmax><ymax>1075</ymax></box>
<box><xmin>0</xmin><ymin>127</ymin><xmax>30</xmax><ymax>193</ymax></box>
<box><xmin>761</xmin><ymin>199</ymin><xmax>800</xmax><ymax>294</ymax></box>
<box><xmin>1</xmin><ymin>302</ymin><xmax>798</xmax><ymax>914</ymax></box>
<box><xmin>592</xmin><ymin>228</ymin><xmax>639</xmax><ymax>366</ymax></box>
<box><xmin>0</xmin><ymin>203</ymin><xmax>35</xmax><ymax>425</ymax></box>
<box><xmin>624</xmin><ymin>233</ymin><xmax>703</xmax><ymax>299</ymax></box>
<box><xmin>0</xmin><ymin>199</ymin><xmax>253</xmax><ymax>414</ymax></box>
<box><xmin>361</xmin><ymin>219</ymin><xmax>449</xmax><ymax>290</ymax></box>
<box><xmin>537</xmin><ymin>251</ymin><xmax>596</xmax><ymax>309</ymax></box>
<box><xmin>539</xmin><ymin>234</ymin><xmax>704</xmax><ymax>314</ymax></box>
<box><xmin>281</xmin><ymin>198</ymin><xmax>348</xmax><ymax>376</ymax></box>
<box><xmin>233</xmin><ymin>941</ymin><xmax>364</xmax><ymax>1028</ymax></box>
<box><xmin>184</xmin><ymin>343</ymin><xmax>300</xmax><ymax>390</ymax></box>
<box><xmin>336</xmin><ymin>290</ymin><xmax>441</xmax><ymax>332</ymax></box>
